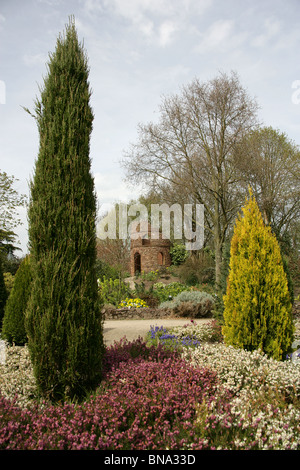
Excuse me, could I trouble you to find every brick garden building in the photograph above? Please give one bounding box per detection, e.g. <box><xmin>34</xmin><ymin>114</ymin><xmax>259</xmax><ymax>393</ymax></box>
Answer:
<box><xmin>130</xmin><ymin>223</ymin><xmax>171</xmax><ymax>276</ymax></box>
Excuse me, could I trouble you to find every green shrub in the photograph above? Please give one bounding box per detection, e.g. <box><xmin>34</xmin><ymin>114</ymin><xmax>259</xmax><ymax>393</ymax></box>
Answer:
<box><xmin>2</xmin><ymin>256</ymin><xmax>32</xmax><ymax>345</ymax></box>
<box><xmin>132</xmin><ymin>281</ymin><xmax>159</xmax><ymax>307</ymax></box>
<box><xmin>222</xmin><ymin>190</ymin><xmax>294</xmax><ymax>361</ymax></box>
<box><xmin>170</xmin><ymin>243</ymin><xmax>188</xmax><ymax>266</ymax></box>
<box><xmin>159</xmin><ymin>290</ymin><xmax>215</xmax><ymax>318</ymax></box>
<box><xmin>3</xmin><ymin>272</ymin><xmax>15</xmax><ymax>296</ymax></box>
<box><xmin>98</xmin><ymin>276</ymin><xmax>131</xmax><ymax>306</ymax></box>
<box><xmin>95</xmin><ymin>259</ymin><xmax>120</xmax><ymax>281</ymax></box>
<box><xmin>141</xmin><ymin>269</ymin><xmax>160</xmax><ymax>281</ymax></box>
<box><xmin>0</xmin><ymin>258</ymin><xmax>7</xmax><ymax>328</ymax></box>
<box><xmin>153</xmin><ymin>281</ymin><xmax>189</xmax><ymax>303</ymax></box>
<box><xmin>177</xmin><ymin>250</ymin><xmax>215</xmax><ymax>286</ymax></box>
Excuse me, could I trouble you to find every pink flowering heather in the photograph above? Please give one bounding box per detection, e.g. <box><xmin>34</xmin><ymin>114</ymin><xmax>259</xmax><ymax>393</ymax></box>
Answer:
<box><xmin>102</xmin><ymin>337</ymin><xmax>180</xmax><ymax>376</ymax></box>
<box><xmin>0</xmin><ymin>339</ymin><xmax>221</xmax><ymax>450</ymax></box>
<box><xmin>2</xmin><ymin>338</ymin><xmax>297</xmax><ymax>450</ymax></box>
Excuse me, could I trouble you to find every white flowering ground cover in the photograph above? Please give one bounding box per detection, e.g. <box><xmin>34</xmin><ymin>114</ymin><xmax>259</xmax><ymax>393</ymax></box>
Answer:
<box><xmin>182</xmin><ymin>342</ymin><xmax>300</xmax><ymax>450</ymax></box>
<box><xmin>0</xmin><ymin>319</ymin><xmax>300</xmax><ymax>449</ymax></box>
<box><xmin>0</xmin><ymin>343</ymin><xmax>38</xmax><ymax>409</ymax></box>
<box><xmin>150</xmin><ymin>319</ymin><xmax>300</xmax><ymax>449</ymax></box>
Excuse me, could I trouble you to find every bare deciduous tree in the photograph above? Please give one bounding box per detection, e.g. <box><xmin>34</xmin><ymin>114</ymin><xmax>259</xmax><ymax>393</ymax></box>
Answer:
<box><xmin>122</xmin><ymin>71</ymin><xmax>259</xmax><ymax>287</ymax></box>
<box><xmin>233</xmin><ymin>126</ymin><xmax>300</xmax><ymax>245</ymax></box>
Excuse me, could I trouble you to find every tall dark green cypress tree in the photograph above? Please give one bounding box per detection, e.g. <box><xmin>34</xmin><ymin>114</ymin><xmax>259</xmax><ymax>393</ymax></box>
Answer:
<box><xmin>25</xmin><ymin>18</ymin><xmax>104</xmax><ymax>401</ymax></box>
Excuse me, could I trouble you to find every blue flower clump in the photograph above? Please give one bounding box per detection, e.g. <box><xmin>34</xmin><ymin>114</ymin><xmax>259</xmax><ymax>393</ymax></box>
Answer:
<box><xmin>148</xmin><ymin>325</ymin><xmax>201</xmax><ymax>349</ymax></box>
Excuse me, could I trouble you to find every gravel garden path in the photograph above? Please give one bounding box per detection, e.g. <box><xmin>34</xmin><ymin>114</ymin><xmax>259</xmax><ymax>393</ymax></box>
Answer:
<box><xmin>0</xmin><ymin>318</ymin><xmax>210</xmax><ymax>364</ymax></box>
<box><xmin>103</xmin><ymin>318</ymin><xmax>210</xmax><ymax>346</ymax></box>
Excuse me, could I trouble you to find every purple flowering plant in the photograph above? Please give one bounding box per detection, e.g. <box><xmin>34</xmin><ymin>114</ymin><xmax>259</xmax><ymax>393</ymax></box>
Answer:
<box><xmin>146</xmin><ymin>325</ymin><xmax>201</xmax><ymax>351</ymax></box>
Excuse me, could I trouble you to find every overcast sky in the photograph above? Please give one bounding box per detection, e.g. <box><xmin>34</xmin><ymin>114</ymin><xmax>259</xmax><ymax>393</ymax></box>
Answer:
<box><xmin>1</xmin><ymin>0</ymin><xmax>300</xmax><ymax>255</ymax></box>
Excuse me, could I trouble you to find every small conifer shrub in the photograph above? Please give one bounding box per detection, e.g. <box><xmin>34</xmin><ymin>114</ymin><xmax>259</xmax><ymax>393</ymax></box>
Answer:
<box><xmin>2</xmin><ymin>256</ymin><xmax>32</xmax><ymax>345</ymax></box>
<box><xmin>0</xmin><ymin>257</ymin><xmax>7</xmax><ymax>328</ymax></box>
<box><xmin>222</xmin><ymin>190</ymin><xmax>294</xmax><ymax>361</ymax></box>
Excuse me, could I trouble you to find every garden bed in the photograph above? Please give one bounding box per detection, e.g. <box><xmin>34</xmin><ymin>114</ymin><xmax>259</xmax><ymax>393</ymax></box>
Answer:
<box><xmin>1</xmin><ymin>320</ymin><xmax>300</xmax><ymax>450</ymax></box>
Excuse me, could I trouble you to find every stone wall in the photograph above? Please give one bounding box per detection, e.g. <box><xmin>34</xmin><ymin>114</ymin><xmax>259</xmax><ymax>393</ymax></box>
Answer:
<box><xmin>102</xmin><ymin>307</ymin><xmax>174</xmax><ymax>320</ymax></box>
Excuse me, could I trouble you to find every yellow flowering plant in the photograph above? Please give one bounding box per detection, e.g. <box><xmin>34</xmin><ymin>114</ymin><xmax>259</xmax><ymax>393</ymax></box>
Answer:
<box><xmin>118</xmin><ymin>297</ymin><xmax>148</xmax><ymax>308</ymax></box>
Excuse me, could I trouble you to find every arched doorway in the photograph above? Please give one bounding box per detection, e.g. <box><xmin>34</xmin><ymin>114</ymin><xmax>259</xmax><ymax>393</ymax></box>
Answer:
<box><xmin>158</xmin><ymin>251</ymin><xmax>165</xmax><ymax>266</ymax></box>
<box><xmin>134</xmin><ymin>252</ymin><xmax>141</xmax><ymax>274</ymax></box>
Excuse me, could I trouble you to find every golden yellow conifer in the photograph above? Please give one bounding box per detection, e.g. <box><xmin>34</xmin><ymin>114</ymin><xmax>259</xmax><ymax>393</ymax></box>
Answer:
<box><xmin>222</xmin><ymin>189</ymin><xmax>294</xmax><ymax>360</ymax></box>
